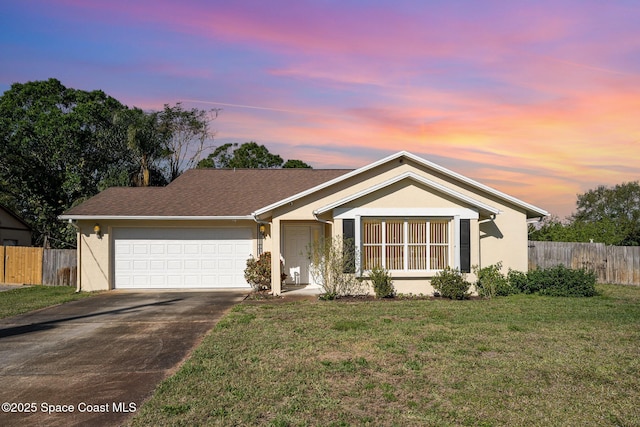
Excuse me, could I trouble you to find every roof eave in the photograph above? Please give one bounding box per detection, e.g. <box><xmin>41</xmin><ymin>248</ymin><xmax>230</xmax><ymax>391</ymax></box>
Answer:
<box><xmin>525</xmin><ymin>209</ymin><xmax>549</xmax><ymax>220</ymax></box>
<box><xmin>59</xmin><ymin>215</ymin><xmax>254</xmax><ymax>221</ymax></box>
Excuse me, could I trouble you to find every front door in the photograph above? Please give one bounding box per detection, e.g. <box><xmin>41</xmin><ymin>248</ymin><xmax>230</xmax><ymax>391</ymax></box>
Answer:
<box><xmin>284</xmin><ymin>225</ymin><xmax>319</xmax><ymax>285</ymax></box>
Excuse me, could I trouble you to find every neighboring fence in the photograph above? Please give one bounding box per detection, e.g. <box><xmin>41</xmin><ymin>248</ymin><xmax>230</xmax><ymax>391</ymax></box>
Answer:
<box><xmin>528</xmin><ymin>241</ymin><xmax>640</xmax><ymax>286</ymax></box>
<box><xmin>1</xmin><ymin>246</ymin><xmax>43</xmax><ymax>284</ymax></box>
<box><xmin>43</xmin><ymin>249</ymin><xmax>77</xmax><ymax>286</ymax></box>
<box><xmin>1</xmin><ymin>246</ymin><xmax>76</xmax><ymax>286</ymax></box>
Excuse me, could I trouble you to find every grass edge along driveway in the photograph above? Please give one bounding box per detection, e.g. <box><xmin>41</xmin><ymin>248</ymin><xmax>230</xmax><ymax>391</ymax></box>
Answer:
<box><xmin>129</xmin><ymin>284</ymin><xmax>640</xmax><ymax>427</ymax></box>
<box><xmin>0</xmin><ymin>286</ymin><xmax>96</xmax><ymax>319</ymax></box>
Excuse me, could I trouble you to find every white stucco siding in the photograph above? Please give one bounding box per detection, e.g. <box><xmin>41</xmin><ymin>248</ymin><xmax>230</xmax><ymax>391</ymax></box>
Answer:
<box><xmin>478</xmin><ymin>208</ymin><xmax>529</xmax><ymax>273</ymax></box>
<box><xmin>77</xmin><ymin>224</ymin><xmax>111</xmax><ymax>292</ymax></box>
<box><xmin>268</xmin><ymin>159</ymin><xmax>532</xmax><ymax>293</ymax></box>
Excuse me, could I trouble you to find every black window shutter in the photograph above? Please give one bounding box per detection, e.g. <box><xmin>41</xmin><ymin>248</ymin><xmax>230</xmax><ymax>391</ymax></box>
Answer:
<box><xmin>343</xmin><ymin>219</ymin><xmax>355</xmax><ymax>273</ymax></box>
<box><xmin>460</xmin><ymin>219</ymin><xmax>471</xmax><ymax>273</ymax></box>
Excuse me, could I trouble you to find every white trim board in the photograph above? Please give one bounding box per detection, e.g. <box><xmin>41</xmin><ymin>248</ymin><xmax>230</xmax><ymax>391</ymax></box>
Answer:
<box><xmin>334</xmin><ymin>207</ymin><xmax>480</xmax><ymax>220</ymax></box>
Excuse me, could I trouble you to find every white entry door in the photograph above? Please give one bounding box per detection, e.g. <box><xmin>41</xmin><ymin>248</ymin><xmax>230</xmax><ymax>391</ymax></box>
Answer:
<box><xmin>283</xmin><ymin>225</ymin><xmax>323</xmax><ymax>285</ymax></box>
<box><xmin>113</xmin><ymin>227</ymin><xmax>252</xmax><ymax>289</ymax></box>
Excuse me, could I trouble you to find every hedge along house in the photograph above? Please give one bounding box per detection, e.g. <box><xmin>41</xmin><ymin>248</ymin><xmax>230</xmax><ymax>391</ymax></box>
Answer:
<box><xmin>60</xmin><ymin>151</ymin><xmax>548</xmax><ymax>295</ymax></box>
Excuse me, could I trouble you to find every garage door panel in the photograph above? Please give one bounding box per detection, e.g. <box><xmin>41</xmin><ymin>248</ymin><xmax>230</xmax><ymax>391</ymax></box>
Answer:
<box><xmin>114</xmin><ymin>228</ymin><xmax>252</xmax><ymax>289</ymax></box>
<box><xmin>133</xmin><ymin>260</ymin><xmax>148</xmax><ymax>270</ymax></box>
<box><xmin>118</xmin><ymin>275</ymin><xmax>132</xmax><ymax>287</ymax></box>
<box><xmin>117</xmin><ymin>259</ymin><xmax>132</xmax><ymax>270</ymax></box>
<box><xmin>167</xmin><ymin>275</ymin><xmax>182</xmax><ymax>287</ymax></box>
<box><xmin>133</xmin><ymin>245</ymin><xmax>148</xmax><ymax>255</ymax></box>
<box><xmin>202</xmin><ymin>260</ymin><xmax>217</xmax><ymax>270</ymax></box>
<box><xmin>150</xmin><ymin>244</ymin><xmax>165</xmax><ymax>255</ymax></box>
<box><xmin>133</xmin><ymin>275</ymin><xmax>149</xmax><ymax>286</ymax></box>
<box><xmin>184</xmin><ymin>259</ymin><xmax>200</xmax><ymax>270</ymax></box>
<box><xmin>202</xmin><ymin>244</ymin><xmax>216</xmax><ymax>253</ymax></box>
<box><xmin>219</xmin><ymin>244</ymin><xmax>234</xmax><ymax>255</ymax></box>
<box><xmin>167</xmin><ymin>260</ymin><xmax>182</xmax><ymax>270</ymax></box>
<box><xmin>218</xmin><ymin>259</ymin><xmax>234</xmax><ymax>269</ymax></box>
<box><xmin>167</xmin><ymin>244</ymin><xmax>182</xmax><ymax>254</ymax></box>
<box><xmin>118</xmin><ymin>245</ymin><xmax>132</xmax><ymax>255</ymax></box>
<box><xmin>185</xmin><ymin>244</ymin><xmax>199</xmax><ymax>255</ymax></box>
<box><xmin>150</xmin><ymin>275</ymin><xmax>166</xmax><ymax>287</ymax></box>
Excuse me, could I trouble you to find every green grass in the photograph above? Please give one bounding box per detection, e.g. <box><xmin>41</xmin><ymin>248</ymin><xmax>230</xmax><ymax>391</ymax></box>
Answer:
<box><xmin>0</xmin><ymin>286</ymin><xmax>94</xmax><ymax>319</ymax></box>
<box><xmin>130</xmin><ymin>284</ymin><xmax>640</xmax><ymax>426</ymax></box>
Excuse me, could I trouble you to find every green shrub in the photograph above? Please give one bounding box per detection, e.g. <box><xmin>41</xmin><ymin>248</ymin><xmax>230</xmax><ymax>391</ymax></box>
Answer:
<box><xmin>431</xmin><ymin>267</ymin><xmax>471</xmax><ymax>300</ymax></box>
<box><xmin>474</xmin><ymin>262</ymin><xmax>517</xmax><ymax>298</ymax></box>
<box><xmin>307</xmin><ymin>236</ymin><xmax>366</xmax><ymax>299</ymax></box>
<box><xmin>369</xmin><ymin>266</ymin><xmax>395</xmax><ymax>298</ymax></box>
<box><xmin>507</xmin><ymin>269</ymin><xmax>528</xmax><ymax>293</ymax></box>
<box><xmin>244</xmin><ymin>252</ymin><xmax>286</xmax><ymax>292</ymax></box>
<box><xmin>527</xmin><ymin>265</ymin><xmax>597</xmax><ymax>297</ymax></box>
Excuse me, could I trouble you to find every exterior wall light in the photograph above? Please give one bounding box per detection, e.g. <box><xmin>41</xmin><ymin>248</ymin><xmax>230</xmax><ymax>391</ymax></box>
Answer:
<box><xmin>93</xmin><ymin>223</ymin><xmax>102</xmax><ymax>238</ymax></box>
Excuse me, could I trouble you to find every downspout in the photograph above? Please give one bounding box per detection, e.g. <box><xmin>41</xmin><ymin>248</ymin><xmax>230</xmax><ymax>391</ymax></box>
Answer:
<box><xmin>68</xmin><ymin>219</ymin><xmax>81</xmax><ymax>293</ymax></box>
<box><xmin>253</xmin><ymin>213</ymin><xmax>282</xmax><ymax>295</ymax></box>
<box><xmin>477</xmin><ymin>213</ymin><xmax>499</xmax><ymax>270</ymax></box>
<box><xmin>313</xmin><ymin>211</ymin><xmax>332</xmax><ymax>225</ymax></box>
<box><xmin>251</xmin><ymin>213</ymin><xmax>271</xmax><ymax>227</ymax></box>
<box><xmin>252</xmin><ymin>213</ymin><xmax>271</xmax><ymax>254</ymax></box>
<box><xmin>478</xmin><ymin>213</ymin><xmax>498</xmax><ymax>224</ymax></box>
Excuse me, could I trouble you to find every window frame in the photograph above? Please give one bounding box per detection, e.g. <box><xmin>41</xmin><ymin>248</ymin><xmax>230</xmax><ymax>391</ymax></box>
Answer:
<box><xmin>361</xmin><ymin>217</ymin><xmax>452</xmax><ymax>273</ymax></box>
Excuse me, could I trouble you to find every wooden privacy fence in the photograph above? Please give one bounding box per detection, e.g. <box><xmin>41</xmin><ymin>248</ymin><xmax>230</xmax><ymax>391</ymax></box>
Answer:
<box><xmin>528</xmin><ymin>241</ymin><xmax>640</xmax><ymax>286</ymax></box>
<box><xmin>1</xmin><ymin>246</ymin><xmax>76</xmax><ymax>286</ymax></box>
<box><xmin>43</xmin><ymin>249</ymin><xmax>77</xmax><ymax>286</ymax></box>
<box><xmin>1</xmin><ymin>246</ymin><xmax>43</xmax><ymax>284</ymax></box>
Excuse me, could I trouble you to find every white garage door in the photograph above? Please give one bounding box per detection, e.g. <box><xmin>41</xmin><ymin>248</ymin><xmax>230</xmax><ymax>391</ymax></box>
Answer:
<box><xmin>113</xmin><ymin>228</ymin><xmax>252</xmax><ymax>289</ymax></box>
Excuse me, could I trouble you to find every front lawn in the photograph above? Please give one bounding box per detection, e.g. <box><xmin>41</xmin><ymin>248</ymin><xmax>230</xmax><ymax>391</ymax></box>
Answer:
<box><xmin>130</xmin><ymin>284</ymin><xmax>640</xmax><ymax>426</ymax></box>
<box><xmin>0</xmin><ymin>286</ymin><xmax>94</xmax><ymax>319</ymax></box>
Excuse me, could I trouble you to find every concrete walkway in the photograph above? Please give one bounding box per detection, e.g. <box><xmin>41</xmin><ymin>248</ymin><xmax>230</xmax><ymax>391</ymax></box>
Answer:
<box><xmin>0</xmin><ymin>290</ymin><xmax>247</xmax><ymax>427</ymax></box>
<box><xmin>281</xmin><ymin>284</ymin><xmax>324</xmax><ymax>297</ymax></box>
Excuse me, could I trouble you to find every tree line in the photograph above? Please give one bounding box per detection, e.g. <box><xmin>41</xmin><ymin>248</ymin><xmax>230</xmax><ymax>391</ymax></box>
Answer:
<box><xmin>4</xmin><ymin>79</ymin><xmax>635</xmax><ymax>249</ymax></box>
<box><xmin>0</xmin><ymin>78</ymin><xmax>310</xmax><ymax>247</ymax></box>
<box><xmin>529</xmin><ymin>181</ymin><xmax>640</xmax><ymax>246</ymax></box>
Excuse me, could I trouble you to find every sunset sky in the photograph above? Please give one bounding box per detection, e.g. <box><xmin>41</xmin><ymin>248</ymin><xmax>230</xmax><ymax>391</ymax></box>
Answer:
<box><xmin>2</xmin><ymin>0</ymin><xmax>639</xmax><ymax>218</ymax></box>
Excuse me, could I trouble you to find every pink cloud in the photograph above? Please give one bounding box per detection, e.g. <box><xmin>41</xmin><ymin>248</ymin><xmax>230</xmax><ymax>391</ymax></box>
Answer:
<box><xmin>57</xmin><ymin>0</ymin><xmax>576</xmax><ymax>60</ymax></box>
<box><xmin>33</xmin><ymin>0</ymin><xmax>640</xmax><ymax>219</ymax></box>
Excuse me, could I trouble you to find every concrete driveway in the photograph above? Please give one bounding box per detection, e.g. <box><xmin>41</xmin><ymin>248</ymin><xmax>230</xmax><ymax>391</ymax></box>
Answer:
<box><xmin>0</xmin><ymin>290</ymin><xmax>247</xmax><ymax>427</ymax></box>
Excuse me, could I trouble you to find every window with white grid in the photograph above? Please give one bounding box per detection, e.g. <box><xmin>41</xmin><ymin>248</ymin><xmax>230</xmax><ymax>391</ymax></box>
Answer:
<box><xmin>362</xmin><ymin>218</ymin><xmax>449</xmax><ymax>271</ymax></box>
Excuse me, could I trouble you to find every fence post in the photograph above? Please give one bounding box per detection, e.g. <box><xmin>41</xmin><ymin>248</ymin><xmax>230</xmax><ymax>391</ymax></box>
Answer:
<box><xmin>0</xmin><ymin>246</ymin><xmax>5</xmax><ymax>283</ymax></box>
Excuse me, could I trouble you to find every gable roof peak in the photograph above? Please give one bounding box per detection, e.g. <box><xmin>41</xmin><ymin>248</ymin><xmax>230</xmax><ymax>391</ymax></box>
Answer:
<box><xmin>254</xmin><ymin>150</ymin><xmax>548</xmax><ymax>218</ymax></box>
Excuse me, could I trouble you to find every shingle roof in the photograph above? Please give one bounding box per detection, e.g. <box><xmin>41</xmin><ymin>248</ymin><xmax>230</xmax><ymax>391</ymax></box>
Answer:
<box><xmin>62</xmin><ymin>169</ymin><xmax>353</xmax><ymax>217</ymax></box>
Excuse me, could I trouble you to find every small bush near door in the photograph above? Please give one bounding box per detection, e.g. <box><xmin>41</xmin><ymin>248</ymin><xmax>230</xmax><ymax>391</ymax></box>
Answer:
<box><xmin>244</xmin><ymin>252</ymin><xmax>272</xmax><ymax>291</ymax></box>
<box><xmin>244</xmin><ymin>252</ymin><xmax>287</xmax><ymax>292</ymax></box>
<box><xmin>307</xmin><ymin>236</ymin><xmax>366</xmax><ymax>299</ymax></box>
